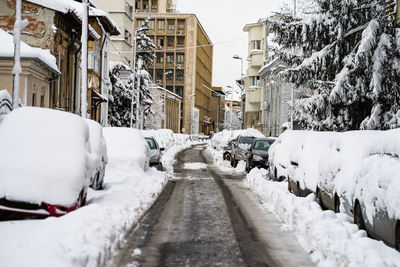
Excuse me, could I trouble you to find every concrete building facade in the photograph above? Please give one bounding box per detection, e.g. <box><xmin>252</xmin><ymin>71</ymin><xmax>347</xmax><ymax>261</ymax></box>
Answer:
<box><xmin>135</xmin><ymin>1</ymin><xmax>214</xmax><ymax>134</ymax></box>
<box><xmin>243</xmin><ymin>19</ymin><xmax>267</xmax><ymax>131</ymax></box>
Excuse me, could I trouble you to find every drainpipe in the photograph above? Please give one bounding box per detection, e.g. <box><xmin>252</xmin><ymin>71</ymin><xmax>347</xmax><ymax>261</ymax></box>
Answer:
<box><xmin>66</xmin><ymin>33</ymin><xmax>78</xmax><ymax>112</ymax></box>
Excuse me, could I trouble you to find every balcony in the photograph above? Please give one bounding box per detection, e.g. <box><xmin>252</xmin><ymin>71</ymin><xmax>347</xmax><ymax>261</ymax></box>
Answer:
<box><xmin>246</xmin><ymin>86</ymin><xmax>261</xmax><ymax>103</ymax></box>
<box><xmin>249</xmin><ymin>51</ymin><xmax>264</xmax><ymax>67</ymax></box>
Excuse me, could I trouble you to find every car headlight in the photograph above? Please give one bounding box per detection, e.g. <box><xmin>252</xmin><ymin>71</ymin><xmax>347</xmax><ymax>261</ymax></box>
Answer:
<box><xmin>253</xmin><ymin>155</ymin><xmax>263</xmax><ymax>161</ymax></box>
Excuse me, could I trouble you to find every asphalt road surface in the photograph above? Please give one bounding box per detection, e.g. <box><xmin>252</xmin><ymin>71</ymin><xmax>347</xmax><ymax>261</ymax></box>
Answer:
<box><xmin>111</xmin><ymin>145</ymin><xmax>313</xmax><ymax>267</ymax></box>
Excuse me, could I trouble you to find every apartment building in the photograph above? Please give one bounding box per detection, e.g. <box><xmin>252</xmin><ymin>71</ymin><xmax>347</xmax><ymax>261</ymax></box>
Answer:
<box><xmin>242</xmin><ymin>19</ymin><xmax>267</xmax><ymax>131</ymax></box>
<box><xmin>135</xmin><ymin>0</ymin><xmax>214</xmax><ymax>134</ymax></box>
<box><xmin>92</xmin><ymin>0</ymin><xmax>135</xmax><ymax>66</ymax></box>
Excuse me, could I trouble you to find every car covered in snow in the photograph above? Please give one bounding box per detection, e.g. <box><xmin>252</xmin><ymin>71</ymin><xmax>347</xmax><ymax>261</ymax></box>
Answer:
<box><xmin>85</xmin><ymin>119</ymin><xmax>108</xmax><ymax>190</ymax></box>
<box><xmin>102</xmin><ymin>127</ymin><xmax>150</xmax><ymax>174</ymax></box>
<box><xmin>230</xmin><ymin>135</ymin><xmax>257</xmax><ymax>167</ymax></box>
<box><xmin>145</xmin><ymin>136</ymin><xmax>164</xmax><ymax>171</ymax></box>
<box><xmin>245</xmin><ymin>138</ymin><xmax>275</xmax><ymax>173</ymax></box>
<box><xmin>0</xmin><ymin>107</ymin><xmax>94</xmax><ymax>217</ymax></box>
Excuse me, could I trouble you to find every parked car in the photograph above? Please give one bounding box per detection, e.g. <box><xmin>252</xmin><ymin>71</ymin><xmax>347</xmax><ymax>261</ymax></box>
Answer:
<box><xmin>85</xmin><ymin>119</ymin><xmax>108</xmax><ymax>190</ymax></box>
<box><xmin>145</xmin><ymin>136</ymin><xmax>164</xmax><ymax>171</ymax></box>
<box><xmin>245</xmin><ymin>138</ymin><xmax>275</xmax><ymax>172</ymax></box>
<box><xmin>0</xmin><ymin>107</ymin><xmax>92</xmax><ymax>217</ymax></box>
<box><xmin>230</xmin><ymin>135</ymin><xmax>256</xmax><ymax>167</ymax></box>
<box><xmin>352</xmin><ymin>153</ymin><xmax>400</xmax><ymax>250</ymax></box>
<box><xmin>223</xmin><ymin>140</ymin><xmax>233</xmax><ymax>161</ymax></box>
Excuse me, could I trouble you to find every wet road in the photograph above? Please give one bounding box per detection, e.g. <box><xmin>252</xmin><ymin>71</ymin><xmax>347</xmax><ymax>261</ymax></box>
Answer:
<box><xmin>111</xmin><ymin>145</ymin><xmax>313</xmax><ymax>267</ymax></box>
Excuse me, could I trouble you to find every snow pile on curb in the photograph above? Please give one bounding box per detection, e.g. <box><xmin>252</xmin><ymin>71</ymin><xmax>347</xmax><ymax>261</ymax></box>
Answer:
<box><xmin>243</xmin><ymin>172</ymin><xmax>400</xmax><ymax>266</ymax></box>
<box><xmin>0</xmin><ymin>128</ymin><xmax>190</xmax><ymax>267</ymax></box>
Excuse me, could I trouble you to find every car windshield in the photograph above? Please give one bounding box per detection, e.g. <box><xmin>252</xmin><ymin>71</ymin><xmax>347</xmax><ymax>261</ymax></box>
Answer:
<box><xmin>239</xmin><ymin>136</ymin><xmax>255</xmax><ymax>145</ymax></box>
<box><xmin>253</xmin><ymin>140</ymin><xmax>273</xmax><ymax>151</ymax></box>
<box><xmin>145</xmin><ymin>138</ymin><xmax>157</xmax><ymax>150</ymax></box>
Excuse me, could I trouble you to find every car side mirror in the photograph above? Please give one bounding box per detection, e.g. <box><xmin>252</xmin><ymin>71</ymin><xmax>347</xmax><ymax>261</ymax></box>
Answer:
<box><xmin>160</xmin><ymin>148</ymin><xmax>165</xmax><ymax>151</ymax></box>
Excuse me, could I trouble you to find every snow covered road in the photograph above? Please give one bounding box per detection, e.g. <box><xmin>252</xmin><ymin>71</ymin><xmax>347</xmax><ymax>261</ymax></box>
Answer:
<box><xmin>110</xmin><ymin>145</ymin><xmax>313</xmax><ymax>266</ymax></box>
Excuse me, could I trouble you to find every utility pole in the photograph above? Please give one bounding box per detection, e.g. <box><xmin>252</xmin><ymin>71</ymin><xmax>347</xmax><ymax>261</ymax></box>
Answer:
<box><xmin>291</xmin><ymin>0</ymin><xmax>297</xmax><ymax>130</ymax></box>
<box><xmin>12</xmin><ymin>0</ymin><xmax>28</xmax><ymax>109</ymax></box>
<box><xmin>81</xmin><ymin>0</ymin><xmax>88</xmax><ymax>118</ymax></box>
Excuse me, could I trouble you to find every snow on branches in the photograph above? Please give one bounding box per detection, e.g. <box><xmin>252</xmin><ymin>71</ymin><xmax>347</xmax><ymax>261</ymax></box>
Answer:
<box><xmin>270</xmin><ymin>0</ymin><xmax>400</xmax><ymax>131</ymax></box>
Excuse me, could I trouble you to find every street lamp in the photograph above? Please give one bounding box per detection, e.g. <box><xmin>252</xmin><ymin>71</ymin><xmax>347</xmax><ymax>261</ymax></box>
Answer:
<box><xmin>131</xmin><ymin>23</ymin><xmax>150</xmax><ymax>129</ymax></box>
<box><xmin>233</xmin><ymin>55</ymin><xmax>244</xmax><ymax>129</ymax></box>
<box><xmin>226</xmin><ymin>85</ymin><xmax>233</xmax><ymax>131</ymax></box>
<box><xmin>163</xmin><ymin>71</ymin><xmax>173</xmax><ymax>129</ymax></box>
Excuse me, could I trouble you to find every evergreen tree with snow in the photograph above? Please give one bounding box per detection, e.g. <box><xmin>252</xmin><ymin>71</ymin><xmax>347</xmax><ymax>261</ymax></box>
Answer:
<box><xmin>108</xmin><ymin>18</ymin><xmax>156</xmax><ymax>128</ymax></box>
<box><xmin>270</xmin><ymin>0</ymin><xmax>400</xmax><ymax>131</ymax></box>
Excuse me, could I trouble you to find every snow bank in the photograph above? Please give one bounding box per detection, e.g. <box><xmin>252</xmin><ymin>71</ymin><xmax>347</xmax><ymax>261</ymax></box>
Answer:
<box><xmin>0</xmin><ymin>29</ymin><xmax>59</xmax><ymax>73</ymax></box>
<box><xmin>0</xmin><ymin>107</ymin><xmax>92</xmax><ymax>206</ymax></box>
<box><xmin>243</xmin><ymin>173</ymin><xmax>400</xmax><ymax>266</ymax></box>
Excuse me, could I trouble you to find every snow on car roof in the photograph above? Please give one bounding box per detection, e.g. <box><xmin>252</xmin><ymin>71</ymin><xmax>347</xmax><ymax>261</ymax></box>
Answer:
<box><xmin>0</xmin><ymin>107</ymin><xmax>91</xmax><ymax>206</ymax></box>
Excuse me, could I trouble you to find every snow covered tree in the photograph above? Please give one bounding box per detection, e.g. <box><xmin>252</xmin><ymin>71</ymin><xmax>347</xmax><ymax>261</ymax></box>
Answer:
<box><xmin>108</xmin><ymin>18</ymin><xmax>156</xmax><ymax>128</ymax></box>
<box><xmin>270</xmin><ymin>0</ymin><xmax>400</xmax><ymax>131</ymax></box>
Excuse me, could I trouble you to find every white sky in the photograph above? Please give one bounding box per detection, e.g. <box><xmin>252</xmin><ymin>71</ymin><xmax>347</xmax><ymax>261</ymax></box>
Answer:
<box><xmin>177</xmin><ymin>0</ymin><xmax>285</xmax><ymax>100</ymax></box>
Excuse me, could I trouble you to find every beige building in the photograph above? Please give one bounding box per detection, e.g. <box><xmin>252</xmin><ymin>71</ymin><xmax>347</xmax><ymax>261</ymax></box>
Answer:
<box><xmin>92</xmin><ymin>0</ymin><xmax>135</xmax><ymax>66</ymax></box>
<box><xmin>135</xmin><ymin>0</ymin><xmax>214</xmax><ymax>134</ymax></box>
<box><xmin>243</xmin><ymin>19</ymin><xmax>267</xmax><ymax>131</ymax></box>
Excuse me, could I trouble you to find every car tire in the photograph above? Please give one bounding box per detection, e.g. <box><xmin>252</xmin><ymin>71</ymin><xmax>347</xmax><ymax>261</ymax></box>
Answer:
<box><xmin>354</xmin><ymin>200</ymin><xmax>366</xmax><ymax>231</ymax></box>
<box><xmin>396</xmin><ymin>221</ymin><xmax>400</xmax><ymax>251</ymax></box>
<box><xmin>334</xmin><ymin>194</ymin><xmax>340</xmax><ymax>213</ymax></box>
<box><xmin>316</xmin><ymin>187</ymin><xmax>324</xmax><ymax>209</ymax></box>
<box><xmin>78</xmin><ymin>189</ymin><xmax>87</xmax><ymax>207</ymax></box>
<box><xmin>296</xmin><ymin>182</ymin><xmax>301</xmax><ymax>197</ymax></box>
<box><xmin>223</xmin><ymin>153</ymin><xmax>231</xmax><ymax>161</ymax></box>
<box><xmin>288</xmin><ymin>180</ymin><xmax>292</xmax><ymax>193</ymax></box>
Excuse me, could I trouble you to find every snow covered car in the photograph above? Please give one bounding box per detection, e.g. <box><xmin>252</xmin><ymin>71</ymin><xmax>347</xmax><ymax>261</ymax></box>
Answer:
<box><xmin>85</xmin><ymin>119</ymin><xmax>108</xmax><ymax>190</ymax></box>
<box><xmin>230</xmin><ymin>136</ymin><xmax>256</xmax><ymax>167</ymax></box>
<box><xmin>145</xmin><ymin>136</ymin><xmax>164</xmax><ymax>171</ymax></box>
<box><xmin>103</xmin><ymin>127</ymin><xmax>150</xmax><ymax>174</ymax></box>
<box><xmin>0</xmin><ymin>107</ymin><xmax>93</xmax><ymax>217</ymax></box>
<box><xmin>352</xmin><ymin>153</ymin><xmax>400</xmax><ymax>250</ymax></box>
<box><xmin>245</xmin><ymin>138</ymin><xmax>275</xmax><ymax>173</ymax></box>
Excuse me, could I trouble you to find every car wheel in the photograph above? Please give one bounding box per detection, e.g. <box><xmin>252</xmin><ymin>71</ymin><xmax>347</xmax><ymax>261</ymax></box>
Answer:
<box><xmin>223</xmin><ymin>153</ymin><xmax>231</xmax><ymax>161</ymax></box>
<box><xmin>296</xmin><ymin>182</ymin><xmax>300</xmax><ymax>196</ymax></box>
<box><xmin>78</xmin><ymin>189</ymin><xmax>87</xmax><ymax>207</ymax></box>
<box><xmin>396</xmin><ymin>221</ymin><xmax>400</xmax><ymax>251</ymax></box>
<box><xmin>334</xmin><ymin>194</ymin><xmax>340</xmax><ymax>213</ymax></box>
<box><xmin>354</xmin><ymin>200</ymin><xmax>366</xmax><ymax>231</ymax></box>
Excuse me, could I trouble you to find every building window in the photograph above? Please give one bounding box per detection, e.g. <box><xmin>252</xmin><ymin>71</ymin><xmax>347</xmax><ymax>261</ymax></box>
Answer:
<box><xmin>176</xmin><ymin>86</ymin><xmax>183</xmax><ymax>97</ymax></box>
<box><xmin>177</xmin><ymin>36</ymin><xmax>184</xmax><ymax>47</ymax></box>
<box><xmin>156</xmin><ymin>69</ymin><xmax>163</xmax><ymax>82</ymax></box>
<box><xmin>124</xmin><ymin>30</ymin><xmax>131</xmax><ymax>42</ymax></box>
<box><xmin>137</xmin><ymin>19</ymin><xmax>145</xmax><ymax>28</ymax></box>
<box><xmin>177</xmin><ymin>54</ymin><xmax>184</xmax><ymax>64</ymax></box>
<box><xmin>166</xmin><ymin>70</ymin><xmax>174</xmax><ymax>80</ymax></box>
<box><xmin>177</xmin><ymin>19</ymin><xmax>185</xmax><ymax>33</ymax></box>
<box><xmin>152</xmin><ymin>0</ymin><xmax>158</xmax><ymax>10</ymax></box>
<box><xmin>143</xmin><ymin>0</ymin><xmax>149</xmax><ymax>10</ymax></box>
<box><xmin>148</xmin><ymin>69</ymin><xmax>154</xmax><ymax>78</ymax></box>
<box><xmin>176</xmin><ymin>70</ymin><xmax>184</xmax><ymax>80</ymax></box>
<box><xmin>125</xmin><ymin>2</ymin><xmax>132</xmax><ymax>17</ymax></box>
<box><xmin>157</xmin><ymin>19</ymin><xmax>165</xmax><ymax>30</ymax></box>
<box><xmin>166</xmin><ymin>53</ymin><xmax>174</xmax><ymax>63</ymax></box>
<box><xmin>135</xmin><ymin>0</ymin><xmax>140</xmax><ymax>9</ymax></box>
<box><xmin>166</xmin><ymin>86</ymin><xmax>173</xmax><ymax>92</ymax></box>
<box><xmin>32</xmin><ymin>92</ymin><xmax>36</xmax><ymax>106</ymax></box>
<box><xmin>167</xmin><ymin>19</ymin><xmax>175</xmax><ymax>30</ymax></box>
<box><xmin>167</xmin><ymin>36</ymin><xmax>174</xmax><ymax>48</ymax></box>
<box><xmin>251</xmin><ymin>40</ymin><xmax>261</xmax><ymax>50</ymax></box>
<box><xmin>148</xmin><ymin>19</ymin><xmax>154</xmax><ymax>30</ymax></box>
<box><xmin>40</xmin><ymin>94</ymin><xmax>45</xmax><ymax>107</ymax></box>
<box><xmin>251</xmin><ymin>76</ymin><xmax>260</xmax><ymax>87</ymax></box>
<box><xmin>156</xmin><ymin>53</ymin><xmax>164</xmax><ymax>63</ymax></box>
<box><xmin>157</xmin><ymin>37</ymin><xmax>164</xmax><ymax>48</ymax></box>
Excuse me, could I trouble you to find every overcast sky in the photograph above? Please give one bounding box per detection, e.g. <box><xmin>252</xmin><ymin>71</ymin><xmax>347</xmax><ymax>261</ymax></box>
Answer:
<box><xmin>177</xmin><ymin>0</ymin><xmax>285</xmax><ymax>99</ymax></box>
